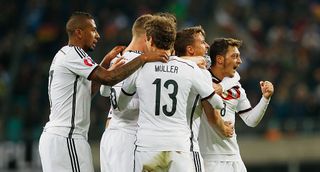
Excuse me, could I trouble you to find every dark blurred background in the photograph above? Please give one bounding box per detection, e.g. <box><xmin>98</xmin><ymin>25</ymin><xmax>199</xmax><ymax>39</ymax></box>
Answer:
<box><xmin>0</xmin><ymin>0</ymin><xmax>320</xmax><ymax>171</ymax></box>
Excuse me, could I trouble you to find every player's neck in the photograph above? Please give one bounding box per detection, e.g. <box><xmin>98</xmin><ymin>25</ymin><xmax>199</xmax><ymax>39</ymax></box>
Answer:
<box><xmin>150</xmin><ymin>46</ymin><xmax>171</xmax><ymax>56</ymax></box>
<box><xmin>158</xmin><ymin>49</ymin><xmax>172</xmax><ymax>56</ymax></box>
<box><xmin>210</xmin><ymin>67</ymin><xmax>224</xmax><ymax>80</ymax></box>
<box><xmin>124</xmin><ymin>38</ymin><xmax>145</xmax><ymax>53</ymax></box>
<box><xmin>68</xmin><ymin>39</ymin><xmax>84</xmax><ymax>50</ymax></box>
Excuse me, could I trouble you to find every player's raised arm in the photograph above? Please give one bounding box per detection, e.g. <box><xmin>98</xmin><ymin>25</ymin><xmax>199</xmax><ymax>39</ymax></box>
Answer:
<box><xmin>88</xmin><ymin>51</ymin><xmax>169</xmax><ymax>86</ymax></box>
<box><xmin>238</xmin><ymin>81</ymin><xmax>274</xmax><ymax>127</ymax></box>
<box><xmin>91</xmin><ymin>46</ymin><xmax>126</xmax><ymax>96</ymax></box>
<box><xmin>99</xmin><ymin>46</ymin><xmax>126</xmax><ymax>69</ymax></box>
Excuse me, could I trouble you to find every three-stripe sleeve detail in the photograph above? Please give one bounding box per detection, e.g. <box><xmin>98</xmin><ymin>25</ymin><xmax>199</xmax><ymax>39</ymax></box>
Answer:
<box><xmin>74</xmin><ymin>47</ymin><xmax>87</xmax><ymax>59</ymax></box>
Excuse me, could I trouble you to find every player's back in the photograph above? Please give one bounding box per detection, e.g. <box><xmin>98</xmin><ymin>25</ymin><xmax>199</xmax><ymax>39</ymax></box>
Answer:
<box><xmin>107</xmin><ymin>51</ymin><xmax>142</xmax><ymax>134</ymax></box>
<box><xmin>134</xmin><ymin>56</ymin><xmax>213</xmax><ymax>152</ymax></box>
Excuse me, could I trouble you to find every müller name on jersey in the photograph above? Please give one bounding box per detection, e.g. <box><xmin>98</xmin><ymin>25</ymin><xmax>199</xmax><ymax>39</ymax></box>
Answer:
<box><xmin>155</xmin><ymin>64</ymin><xmax>178</xmax><ymax>74</ymax></box>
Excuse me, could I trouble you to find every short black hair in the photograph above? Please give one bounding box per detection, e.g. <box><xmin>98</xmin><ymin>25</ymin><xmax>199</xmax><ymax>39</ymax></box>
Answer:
<box><xmin>66</xmin><ymin>11</ymin><xmax>94</xmax><ymax>37</ymax></box>
<box><xmin>209</xmin><ymin>38</ymin><xmax>242</xmax><ymax>66</ymax></box>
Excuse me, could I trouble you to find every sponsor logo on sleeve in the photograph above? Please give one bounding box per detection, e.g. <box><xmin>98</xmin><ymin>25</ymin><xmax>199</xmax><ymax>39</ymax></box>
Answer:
<box><xmin>83</xmin><ymin>56</ymin><xmax>95</xmax><ymax>66</ymax></box>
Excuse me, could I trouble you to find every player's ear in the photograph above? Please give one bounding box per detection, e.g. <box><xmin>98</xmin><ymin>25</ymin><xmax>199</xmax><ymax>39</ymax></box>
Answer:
<box><xmin>216</xmin><ymin>55</ymin><xmax>224</xmax><ymax>64</ymax></box>
<box><xmin>186</xmin><ymin>45</ymin><xmax>194</xmax><ymax>55</ymax></box>
<box><xmin>149</xmin><ymin>36</ymin><xmax>155</xmax><ymax>47</ymax></box>
<box><xmin>74</xmin><ymin>28</ymin><xmax>83</xmax><ymax>39</ymax></box>
<box><xmin>143</xmin><ymin>33</ymin><xmax>147</xmax><ymax>42</ymax></box>
<box><xmin>145</xmin><ymin>36</ymin><xmax>153</xmax><ymax>48</ymax></box>
<box><xmin>170</xmin><ymin>49</ymin><xmax>175</xmax><ymax>56</ymax></box>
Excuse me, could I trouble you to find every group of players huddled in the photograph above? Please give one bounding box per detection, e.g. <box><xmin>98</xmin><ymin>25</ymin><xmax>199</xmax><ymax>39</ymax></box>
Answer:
<box><xmin>39</xmin><ymin>11</ymin><xmax>274</xmax><ymax>172</ymax></box>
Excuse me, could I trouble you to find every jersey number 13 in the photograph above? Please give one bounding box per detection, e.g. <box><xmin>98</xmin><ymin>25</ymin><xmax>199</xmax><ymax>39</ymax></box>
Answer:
<box><xmin>152</xmin><ymin>78</ymin><xmax>178</xmax><ymax>117</ymax></box>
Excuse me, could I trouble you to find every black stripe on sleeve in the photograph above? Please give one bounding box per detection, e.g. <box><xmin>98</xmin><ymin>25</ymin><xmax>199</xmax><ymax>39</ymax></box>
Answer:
<box><xmin>68</xmin><ymin>75</ymin><xmax>79</xmax><ymax>138</ymax></box>
<box><xmin>238</xmin><ymin>107</ymin><xmax>252</xmax><ymax>114</ymax></box>
<box><xmin>74</xmin><ymin>47</ymin><xmax>86</xmax><ymax>59</ymax></box>
<box><xmin>78</xmin><ymin>47</ymin><xmax>87</xmax><ymax>57</ymax></box>
<box><xmin>87</xmin><ymin>65</ymin><xmax>99</xmax><ymax>80</ymax></box>
<box><xmin>121</xmin><ymin>88</ymin><xmax>135</xmax><ymax>96</ymax></box>
<box><xmin>200</xmin><ymin>91</ymin><xmax>215</xmax><ymax>101</ymax></box>
<box><xmin>189</xmin><ymin>95</ymin><xmax>200</xmax><ymax>152</ymax></box>
<box><xmin>76</xmin><ymin>46</ymin><xmax>87</xmax><ymax>57</ymax></box>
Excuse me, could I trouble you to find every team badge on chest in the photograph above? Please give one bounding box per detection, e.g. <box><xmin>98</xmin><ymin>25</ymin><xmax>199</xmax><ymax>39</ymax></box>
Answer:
<box><xmin>221</xmin><ymin>86</ymin><xmax>240</xmax><ymax>100</ymax></box>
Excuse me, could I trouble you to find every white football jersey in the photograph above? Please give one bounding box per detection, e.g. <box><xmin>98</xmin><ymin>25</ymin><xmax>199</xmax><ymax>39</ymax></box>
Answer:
<box><xmin>122</xmin><ymin>56</ymin><xmax>215</xmax><ymax>152</ymax></box>
<box><xmin>186</xmin><ymin>69</ymin><xmax>212</xmax><ymax>152</ymax></box>
<box><xmin>199</xmin><ymin>74</ymin><xmax>251</xmax><ymax>160</ymax></box>
<box><xmin>107</xmin><ymin>51</ymin><xmax>142</xmax><ymax>134</ymax></box>
<box><xmin>44</xmin><ymin>45</ymin><xmax>98</xmax><ymax>140</ymax></box>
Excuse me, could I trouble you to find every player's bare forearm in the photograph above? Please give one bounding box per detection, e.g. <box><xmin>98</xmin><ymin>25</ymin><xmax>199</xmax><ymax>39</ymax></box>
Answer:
<box><xmin>88</xmin><ymin>56</ymin><xmax>144</xmax><ymax>86</ymax></box>
<box><xmin>213</xmin><ymin>83</ymin><xmax>223</xmax><ymax>95</ymax></box>
<box><xmin>102</xmin><ymin>51</ymin><xmax>169</xmax><ymax>85</ymax></box>
<box><xmin>201</xmin><ymin>100</ymin><xmax>233</xmax><ymax>137</ymax></box>
<box><xmin>95</xmin><ymin>55</ymin><xmax>145</xmax><ymax>86</ymax></box>
<box><xmin>202</xmin><ymin>100</ymin><xmax>221</xmax><ymax>125</ymax></box>
<box><xmin>89</xmin><ymin>52</ymin><xmax>168</xmax><ymax>86</ymax></box>
<box><xmin>91</xmin><ymin>81</ymin><xmax>101</xmax><ymax>97</ymax></box>
<box><xmin>107</xmin><ymin>55</ymin><xmax>145</xmax><ymax>85</ymax></box>
<box><xmin>92</xmin><ymin>57</ymin><xmax>126</xmax><ymax>96</ymax></box>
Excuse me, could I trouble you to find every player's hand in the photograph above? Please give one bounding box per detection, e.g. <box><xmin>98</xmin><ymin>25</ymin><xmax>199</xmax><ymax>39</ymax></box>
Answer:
<box><xmin>139</xmin><ymin>51</ymin><xmax>169</xmax><ymax>63</ymax></box>
<box><xmin>181</xmin><ymin>56</ymin><xmax>206</xmax><ymax>69</ymax></box>
<box><xmin>100</xmin><ymin>46</ymin><xmax>126</xmax><ymax>68</ymax></box>
<box><xmin>221</xmin><ymin>121</ymin><xmax>234</xmax><ymax>138</ymax></box>
<box><xmin>105</xmin><ymin>46</ymin><xmax>126</xmax><ymax>60</ymax></box>
<box><xmin>107</xmin><ymin>57</ymin><xmax>126</xmax><ymax>71</ymax></box>
<box><xmin>213</xmin><ymin>83</ymin><xmax>223</xmax><ymax>95</ymax></box>
<box><xmin>260</xmin><ymin>81</ymin><xmax>274</xmax><ymax>99</ymax></box>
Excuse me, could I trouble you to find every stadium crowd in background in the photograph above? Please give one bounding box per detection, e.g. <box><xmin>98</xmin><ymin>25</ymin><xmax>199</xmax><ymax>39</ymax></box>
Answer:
<box><xmin>0</xmin><ymin>0</ymin><xmax>320</xmax><ymax>158</ymax></box>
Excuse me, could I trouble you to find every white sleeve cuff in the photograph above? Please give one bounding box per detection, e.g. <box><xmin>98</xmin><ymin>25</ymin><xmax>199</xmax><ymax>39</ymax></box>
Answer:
<box><xmin>100</xmin><ymin>85</ymin><xmax>111</xmax><ymax>97</ymax></box>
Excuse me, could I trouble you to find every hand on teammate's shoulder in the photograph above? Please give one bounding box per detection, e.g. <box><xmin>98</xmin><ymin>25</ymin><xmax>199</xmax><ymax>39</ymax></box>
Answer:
<box><xmin>104</xmin><ymin>46</ymin><xmax>126</xmax><ymax>61</ymax></box>
<box><xmin>140</xmin><ymin>51</ymin><xmax>169</xmax><ymax>63</ymax></box>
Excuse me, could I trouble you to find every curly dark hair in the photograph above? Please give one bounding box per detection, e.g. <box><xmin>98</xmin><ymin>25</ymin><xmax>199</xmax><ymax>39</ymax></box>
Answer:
<box><xmin>144</xmin><ymin>16</ymin><xmax>176</xmax><ymax>50</ymax></box>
